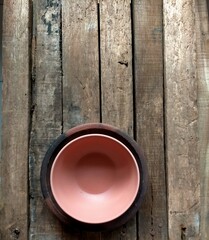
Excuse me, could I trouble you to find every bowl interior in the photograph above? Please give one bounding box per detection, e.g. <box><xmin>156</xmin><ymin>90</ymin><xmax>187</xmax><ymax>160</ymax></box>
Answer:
<box><xmin>50</xmin><ymin>134</ymin><xmax>140</xmax><ymax>224</ymax></box>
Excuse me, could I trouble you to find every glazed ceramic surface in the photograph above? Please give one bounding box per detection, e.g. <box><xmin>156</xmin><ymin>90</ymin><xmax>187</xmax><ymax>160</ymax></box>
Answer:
<box><xmin>50</xmin><ymin>134</ymin><xmax>140</xmax><ymax>224</ymax></box>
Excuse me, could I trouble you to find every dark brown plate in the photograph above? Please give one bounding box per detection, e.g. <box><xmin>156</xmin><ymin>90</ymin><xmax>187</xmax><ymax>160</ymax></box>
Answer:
<box><xmin>40</xmin><ymin>123</ymin><xmax>148</xmax><ymax>232</ymax></box>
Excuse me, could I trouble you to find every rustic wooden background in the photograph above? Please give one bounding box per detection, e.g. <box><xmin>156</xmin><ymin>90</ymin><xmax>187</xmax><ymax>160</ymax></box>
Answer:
<box><xmin>0</xmin><ymin>0</ymin><xmax>208</xmax><ymax>239</ymax></box>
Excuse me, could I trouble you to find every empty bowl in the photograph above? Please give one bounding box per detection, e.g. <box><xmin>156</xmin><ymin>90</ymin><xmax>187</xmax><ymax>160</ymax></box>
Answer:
<box><xmin>41</xmin><ymin>123</ymin><xmax>147</xmax><ymax>231</ymax></box>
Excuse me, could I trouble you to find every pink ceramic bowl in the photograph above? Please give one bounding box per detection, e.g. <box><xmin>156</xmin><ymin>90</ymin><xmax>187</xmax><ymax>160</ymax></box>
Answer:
<box><xmin>50</xmin><ymin>134</ymin><xmax>139</xmax><ymax>224</ymax></box>
<box><xmin>41</xmin><ymin>123</ymin><xmax>147</xmax><ymax>231</ymax></box>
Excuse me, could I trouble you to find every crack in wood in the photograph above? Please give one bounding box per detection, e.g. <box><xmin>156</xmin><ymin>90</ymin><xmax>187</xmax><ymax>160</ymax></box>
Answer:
<box><xmin>181</xmin><ymin>225</ymin><xmax>187</xmax><ymax>240</ymax></box>
<box><xmin>10</xmin><ymin>227</ymin><xmax>20</xmax><ymax>240</ymax></box>
<box><xmin>118</xmin><ymin>60</ymin><xmax>128</xmax><ymax>67</ymax></box>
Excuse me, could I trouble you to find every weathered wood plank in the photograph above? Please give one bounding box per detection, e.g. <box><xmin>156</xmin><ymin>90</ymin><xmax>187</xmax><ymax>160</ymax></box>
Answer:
<box><xmin>29</xmin><ymin>0</ymin><xmax>64</xmax><ymax>239</ymax></box>
<box><xmin>99</xmin><ymin>0</ymin><xmax>136</xmax><ymax>239</ymax></box>
<box><xmin>196</xmin><ymin>0</ymin><xmax>209</xmax><ymax>238</ymax></box>
<box><xmin>164</xmin><ymin>0</ymin><xmax>200</xmax><ymax>238</ymax></box>
<box><xmin>133</xmin><ymin>0</ymin><xmax>168</xmax><ymax>239</ymax></box>
<box><xmin>0</xmin><ymin>4</ymin><xmax>3</xmax><ymax>154</ymax></box>
<box><xmin>62</xmin><ymin>0</ymin><xmax>100</xmax><ymax>130</ymax></box>
<box><xmin>62</xmin><ymin>0</ymin><xmax>100</xmax><ymax>239</ymax></box>
<box><xmin>100</xmin><ymin>0</ymin><xmax>133</xmax><ymax>135</ymax></box>
<box><xmin>0</xmin><ymin>0</ymin><xmax>30</xmax><ymax>239</ymax></box>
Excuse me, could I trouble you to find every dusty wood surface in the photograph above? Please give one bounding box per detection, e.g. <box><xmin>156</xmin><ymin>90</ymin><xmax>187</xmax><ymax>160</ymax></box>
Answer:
<box><xmin>62</xmin><ymin>0</ymin><xmax>100</xmax><ymax>130</ymax></box>
<box><xmin>62</xmin><ymin>0</ymin><xmax>100</xmax><ymax>239</ymax></box>
<box><xmin>0</xmin><ymin>4</ymin><xmax>3</xmax><ymax>155</ymax></box>
<box><xmin>1</xmin><ymin>0</ymin><xmax>208</xmax><ymax>239</ymax></box>
<box><xmin>196</xmin><ymin>0</ymin><xmax>209</xmax><ymax>238</ymax></box>
<box><xmin>99</xmin><ymin>0</ymin><xmax>136</xmax><ymax>239</ymax></box>
<box><xmin>29</xmin><ymin>0</ymin><xmax>63</xmax><ymax>239</ymax></box>
<box><xmin>0</xmin><ymin>0</ymin><xmax>30</xmax><ymax>239</ymax></box>
<box><xmin>100</xmin><ymin>0</ymin><xmax>133</xmax><ymax>135</ymax></box>
<box><xmin>133</xmin><ymin>0</ymin><xmax>168</xmax><ymax>239</ymax></box>
<box><xmin>164</xmin><ymin>0</ymin><xmax>200</xmax><ymax>239</ymax></box>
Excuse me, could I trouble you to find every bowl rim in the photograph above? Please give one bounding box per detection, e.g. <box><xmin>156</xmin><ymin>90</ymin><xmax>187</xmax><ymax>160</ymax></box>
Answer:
<box><xmin>50</xmin><ymin>133</ymin><xmax>140</xmax><ymax>224</ymax></box>
<box><xmin>40</xmin><ymin>123</ymin><xmax>148</xmax><ymax>232</ymax></box>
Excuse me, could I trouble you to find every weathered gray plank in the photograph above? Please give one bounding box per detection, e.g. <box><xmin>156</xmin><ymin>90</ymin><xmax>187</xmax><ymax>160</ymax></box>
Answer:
<box><xmin>62</xmin><ymin>0</ymin><xmax>100</xmax><ymax>130</ymax></box>
<box><xmin>29</xmin><ymin>0</ymin><xmax>64</xmax><ymax>239</ymax></box>
<box><xmin>164</xmin><ymin>0</ymin><xmax>200</xmax><ymax>238</ymax></box>
<box><xmin>0</xmin><ymin>3</ymin><xmax>2</xmax><ymax>80</ymax></box>
<box><xmin>133</xmin><ymin>0</ymin><xmax>168</xmax><ymax>239</ymax></box>
<box><xmin>0</xmin><ymin>81</ymin><xmax>2</xmax><ymax>147</ymax></box>
<box><xmin>0</xmin><ymin>4</ymin><xmax>3</xmax><ymax>155</ymax></box>
<box><xmin>62</xmin><ymin>0</ymin><xmax>100</xmax><ymax>239</ymax></box>
<box><xmin>99</xmin><ymin>0</ymin><xmax>136</xmax><ymax>239</ymax></box>
<box><xmin>196</xmin><ymin>0</ymin><xmax>209</xmax><ymax>238</ymax></box>
<box><xmin>100</xmin><ymin>0</ymin><xmax>133</xmax><ymax>135</ymax></box>
<box><xmin>0</xmin><ymin>0</ymin><xmax>30</xmax><ymax>239</ymax></box>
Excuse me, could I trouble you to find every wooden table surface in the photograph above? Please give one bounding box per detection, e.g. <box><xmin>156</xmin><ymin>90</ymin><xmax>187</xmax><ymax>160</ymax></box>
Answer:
<box><xmin>0</xmin><ymin>0</ymin><xmax>208</xmax><ymax>239</ymax></box>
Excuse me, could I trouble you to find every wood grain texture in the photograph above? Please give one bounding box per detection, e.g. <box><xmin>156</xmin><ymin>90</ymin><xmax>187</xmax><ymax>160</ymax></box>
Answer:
<box><xmin>2</xmin><ymin>0</ymin><xmax>206</xmax><ymax>238</ymax></box>
<box><xmin>29</xmin><ymin>0</ymin><xmax>64</xmax><ymax>239</ymax></box>
<box><xmin>164</xmin><ymin>0</ymin><xmax>200</xmax><ymax>239</ymax></box>
<box><xmin>0</xmin><ymin>0</ymin><xmax>30</xmax><ymax>239</ymax></box>
<box><xmin>62</xmin><ymin>0</ymin><xmax>100</xmax><ymax>131</ymax></box>
<box><xmin>133</xmin><ymin>0</ymin><xmax>168</xmax><ymax>239</ymax></box>
<box><xmin>62</xmin><ymin>0</ymin><xmax>100</xmax><ymax>238</ymax></box>
<box><xmin>0</xmin><ymin>4</ymin><xmax>3</xmax><ymax>155</ymax></box>
<box><xmin>99</xmin><ymin>0</ymin><xmax>136</xmax><ymax>239</ymax></box>
<box><xmin>100</xmin><ymin>0</ymin><xmax>133</xmax><ymax>135</ymax></box>
<box><xmin>196</xmin><ymin>0</ymin><xmax>209</xmax><ymax>238</ymax></box>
